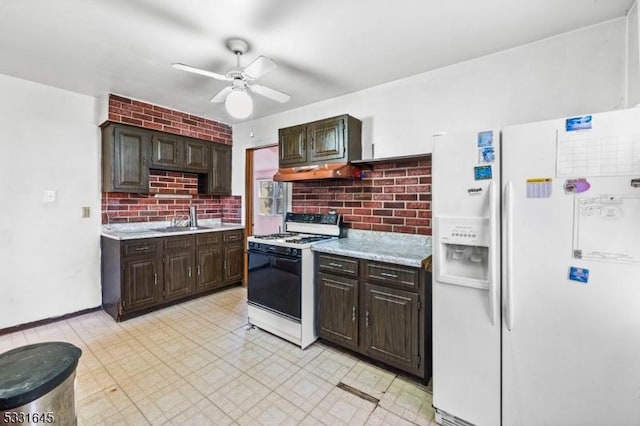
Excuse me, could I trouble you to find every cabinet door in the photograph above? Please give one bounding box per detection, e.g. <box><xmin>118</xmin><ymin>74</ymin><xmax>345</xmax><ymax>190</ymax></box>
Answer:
<box><xmin>223</xmin><ymin>243</ymin><xmax>244</xmax><ymax>284</ymax></box>
<box><xmin>196</xmin><ymin>246</ymin><xmax>223</xmax><ymax>291</ymax></box>
<box><xmin>279</xmin><ymin>125</ymin><xmax>307</xmax><ymax>166</ymax></box>
<box><xmin>185</xmin><ymin>140</ymin><xmax>210</xmax><ymax>172</ymax></box>
<box><xmin>317</xmin><ymin>273</ymin><xmax>359</xmax><ymax>350</ymax></box>
<box><xmin>308</xmin><ymin>116</ymin><xmax>345</xmax><ymax>163</ymax></box>
<box><xmin>210</xmin><ymin>145</ymin><xmax>232</xmax><ymax>195</ymax></box>
<box><xmin>163</xmin><ymin>250</ymin><xmax>195</xmax><ymax>301</ymax></box>
<box><xmin>151</xmin><ymin>133</ymin><xmax>182</xmax><ymax>168</ymax></box>
<box><xmin>123</xmin><ymin>256</ymin><xmax>159</xmax><ymax>312</ymax></box>
<box><xmin>113</xmin><ymin>126</ymin><xmax>150</xmax><ymax>192</ymax></box>
<box><xmin>364</xmin><ymin>283</ymin><xmax>419</xmax><ymax>374</ymax></box>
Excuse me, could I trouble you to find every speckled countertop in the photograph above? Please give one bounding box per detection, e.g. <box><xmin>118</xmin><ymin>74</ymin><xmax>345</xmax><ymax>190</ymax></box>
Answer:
<box><xmin>311</xmin><ymin>229</ymin><xmax>432</xmax><ymax>268</ymax></box>
<box><xmin>101</xmin><ymin>219</ymin><xmax>244</xmax><ymax>240</ymax></box>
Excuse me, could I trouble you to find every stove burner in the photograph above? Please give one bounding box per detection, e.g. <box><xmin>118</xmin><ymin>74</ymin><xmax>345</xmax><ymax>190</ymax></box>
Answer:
<box><xmin>253</xmin><ymin>232</ymin><xmax>299</xmax><ymax>240</ymax></box>
<box><xmin>285</xmin><ymin>236</ymin><xmax>333</xmax><ymax>244</ymax></box>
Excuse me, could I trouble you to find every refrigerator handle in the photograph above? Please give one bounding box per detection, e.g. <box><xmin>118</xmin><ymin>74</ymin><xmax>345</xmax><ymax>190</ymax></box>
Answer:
<box><xmin>488</xmin><ymin>180</ymin><xmax>498</xmax><ymax>326</ymax></box>
<box><xmin>504</xmin><ymin>181</ymin><xmax>514</xmax><ymax>330</ymax></box>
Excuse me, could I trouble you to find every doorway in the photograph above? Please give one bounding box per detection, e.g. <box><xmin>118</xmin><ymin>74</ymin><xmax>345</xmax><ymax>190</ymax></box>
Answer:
<box><xmin>244</xmin><ymin>145</ymin><xmax>291</xmax><ymax>238</ymax></box>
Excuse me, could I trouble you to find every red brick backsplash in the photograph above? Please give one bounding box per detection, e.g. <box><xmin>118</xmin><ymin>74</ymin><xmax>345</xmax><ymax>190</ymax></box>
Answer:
<box><xmin>291</xmin><ymin>157</ymin><xmax>432</xmax><ymax>235</ymax></box>
<box><xmin>101</xmin><ymin>95</ymin><xmax>241</xmax><ymax>224</ymax></box>
<box><xmin>107</xmin><ymin>94</ymin><xmax>232</xmax><ymax>145</ymax></box>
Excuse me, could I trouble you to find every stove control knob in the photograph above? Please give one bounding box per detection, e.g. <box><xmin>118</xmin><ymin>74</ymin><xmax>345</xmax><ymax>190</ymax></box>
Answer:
<box><xmin>286</xmin><ymin>248</ymin><xmax>292</xmax><ymax>255</ymax></box>
<box><xmin>291</xmin><ymin>249</ymin><xmax>298</xmax><ymax>256</ymax></box>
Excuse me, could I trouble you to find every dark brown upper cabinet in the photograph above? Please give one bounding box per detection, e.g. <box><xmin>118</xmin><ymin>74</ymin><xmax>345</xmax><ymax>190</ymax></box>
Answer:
<box><xmin>151</xmin><ymin>134</ymin><xmax>210</xmax><ymax>173</ymax></box>
<box><xmin>209</xmin><ymin>144</ymin><xmax>232</xmax><ymax>195</ymax></box>
<box><xmin>103</xmin><ymin>124</ymin><xmax>151</xmax><ymax>193</ymax></box>
<box><xmin>102</xmin><ymin>123</ymin><xmax>231</xmax><ymax>195</ymax></box>
<box><xmin>278</xmin><ymin>114</ymin><xmax>362</xmax><ymax>168</ymax></box>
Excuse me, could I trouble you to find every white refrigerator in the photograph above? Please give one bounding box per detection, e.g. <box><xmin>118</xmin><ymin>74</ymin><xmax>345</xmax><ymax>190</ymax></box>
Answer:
<box><xmin>432</xmin><ymin>108</ymin><xmax>640</xmax><ymax>426</ymax></box>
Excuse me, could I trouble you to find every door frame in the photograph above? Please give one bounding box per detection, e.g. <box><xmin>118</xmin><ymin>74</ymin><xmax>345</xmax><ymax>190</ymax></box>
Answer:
<box><xmin>243</xmin><ymin>144</ymin><xmax>279</xmax><ymax>284</ymax></box>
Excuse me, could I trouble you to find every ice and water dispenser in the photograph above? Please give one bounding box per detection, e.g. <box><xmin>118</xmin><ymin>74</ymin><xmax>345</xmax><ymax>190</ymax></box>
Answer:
<box><xmin>435</xmin><ymin>217</ymin><xmax>490</xmax><ymax>290</ymax></box>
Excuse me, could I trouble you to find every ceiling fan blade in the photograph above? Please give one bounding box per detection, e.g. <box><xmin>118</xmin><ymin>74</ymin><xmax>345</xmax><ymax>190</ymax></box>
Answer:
<box><xmin>243</xmin><ymin>56</ymin><xmax>277</xmax><ymax>79</ymax></box>
<box><xmin>172</xmin><ymin>63</ymin><xmax>229</xmax><ymax>81</ymax></box>
<box><xmin>210</xmin><ymin>86</ymin><xmax>233</xmax><ymax>103</ymax></box>
<box><xmin>249</xmin><ymin>84</ymin><xmax>290</xmax><ymax>103</ymax></box>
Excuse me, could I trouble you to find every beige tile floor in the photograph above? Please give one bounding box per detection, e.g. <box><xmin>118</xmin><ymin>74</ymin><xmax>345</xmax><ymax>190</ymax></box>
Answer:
<box><xmin>0</xmin><ymin>286</ymin><xmax>436</xmax><ymax>425</ymax></box>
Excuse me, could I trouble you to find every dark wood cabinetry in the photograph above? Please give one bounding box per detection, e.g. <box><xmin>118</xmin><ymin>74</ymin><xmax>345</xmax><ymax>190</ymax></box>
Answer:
<box><xmin>209</xmin><ymin>145</ymin><xmax>232</xmax><ymax>195</ymax></box>
<box><xmin>163</xmin><ymin>236</ymin><xmax>195</xmax><ymax>301</ymax></box>
<box><xmin>222</xmin><ymin>230</ymin><xmax>244</xmax><ymax>284</ymax></box>
<box><xmin>103</xmin><ymin>125</ymin><xmax>150</xmax><ymax>192</ymax></box>
<box><xmin>102</xmin><ymin>123</ymin><xmax>230</xmax><ymax>194</ymax></box>
<box><xmin>278</xmin><ymin>114</ymin><xmax>362</xmax><ymax>167</ymax></box>
<box><xmin>101</xmin><ymin>229</ymin><xmax>244</xmax><ymax>321</ymax></box>
<box><xmin>315</xmin><ymin>253</ymin><xmax>432</xmax><ymax>380</ymax></box>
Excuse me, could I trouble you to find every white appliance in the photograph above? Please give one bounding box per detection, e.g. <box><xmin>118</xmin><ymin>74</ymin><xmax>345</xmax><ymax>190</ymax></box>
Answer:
<box><xmin>432</xmin><ymin>108</ymin><xmax>640</xmax><ymax>426</ymax></box>
<box><xmin>247</xmin><ymin>212</ymin><xmax>341</xmax><ymax>349</ymax></box>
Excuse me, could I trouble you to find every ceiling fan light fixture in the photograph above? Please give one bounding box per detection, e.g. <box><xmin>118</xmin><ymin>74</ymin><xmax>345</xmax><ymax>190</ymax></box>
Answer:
<box><xmin>225</xmin><ymin>88</ymin><xmax>253</xmax><ymax>119</ymax></box>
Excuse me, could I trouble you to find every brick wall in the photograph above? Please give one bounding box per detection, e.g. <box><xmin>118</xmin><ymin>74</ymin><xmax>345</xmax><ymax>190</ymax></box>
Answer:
<box><xmin>107</xmin><ymin>94</ymin><xmax>232</xmax><ymax>144</ymax></box>
<box><xmin>291</xmin><ymin>156</ymin><xmax>432</xmax><ymax>235</ymax></box>
<box><xmin>102</xmin><ymin>95</ymin><xmax>240</xmax><ymax>224</ymax></box>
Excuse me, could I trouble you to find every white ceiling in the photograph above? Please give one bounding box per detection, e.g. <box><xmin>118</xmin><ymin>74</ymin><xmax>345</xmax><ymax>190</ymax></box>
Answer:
<box><xmin>0</xmin><ymin>0</ymin><xmax>634</xmax><ymax>125</ymax></box>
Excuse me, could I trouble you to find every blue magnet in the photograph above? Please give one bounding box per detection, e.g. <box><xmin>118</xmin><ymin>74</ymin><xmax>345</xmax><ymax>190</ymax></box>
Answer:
<box><xmin>566</xmin><ymin>115</ymin><xmax>592</xmax><ymax>131</ymax></box>
<box><xmin>477</xmin><ymin>131</ymin><xmax>493</xmax><ymax>147</ymax></box>
<box><xmin>569</xmin><ymin>266</ymin><xmax>589</xmax><ymax>284</ymax></box>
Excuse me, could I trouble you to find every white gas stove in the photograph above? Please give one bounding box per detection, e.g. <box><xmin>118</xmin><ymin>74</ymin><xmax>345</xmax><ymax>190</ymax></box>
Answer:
<box><xmin>246</xmin><ymin>212</ymin><xmax>341</xmax><ymax>348</ymax></box>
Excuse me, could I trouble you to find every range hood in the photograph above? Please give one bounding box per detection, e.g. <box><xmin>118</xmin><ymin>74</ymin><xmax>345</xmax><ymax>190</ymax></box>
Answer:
<box><xmin>273</xmin><ymin>163</ymin><xmax>362</xmax><ymax>182</ymax></box>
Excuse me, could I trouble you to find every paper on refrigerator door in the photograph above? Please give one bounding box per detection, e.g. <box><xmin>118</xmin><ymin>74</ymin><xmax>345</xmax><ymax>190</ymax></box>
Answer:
<box><xmin>573</xmin><ymin>195</ymin><xmax>640</xmax><ymax>263</ymax></box>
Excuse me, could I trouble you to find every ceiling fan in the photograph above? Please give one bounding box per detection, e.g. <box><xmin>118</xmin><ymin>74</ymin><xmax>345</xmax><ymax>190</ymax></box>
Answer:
<box><xmin>172</xmin><ymin>39</ymin><xmax>290</xmax><ymax>119</ymax></box>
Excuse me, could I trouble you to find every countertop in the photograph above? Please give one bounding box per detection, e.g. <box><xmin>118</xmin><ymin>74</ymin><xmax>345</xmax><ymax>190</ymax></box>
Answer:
<box><xmin>101</xmin><ymin>219</ymin><xmax>244</xmax><ymax>240</ymax></box>
<box><xmin>311</xmin><ymin>229</ymin><xmax>432</xmax><ymax>268</ymax></box>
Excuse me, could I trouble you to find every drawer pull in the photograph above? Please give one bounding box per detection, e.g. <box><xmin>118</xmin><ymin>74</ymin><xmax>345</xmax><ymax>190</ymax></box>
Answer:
<box><xmin>135</xmin><ymin>246</ymin><xmax>149</xmax><ymax>251</ymax></box>
<box><xmin>227</xmin><ymin>235</ymin><xmax>239</xmax><ymax>240</ymax></box>
<box><xmin>366</xmin><ymin>311</ymin><xmax>370</xmax><ymax>328</ymax></box>
<box><xmin>380</xmin><ymin>272</ymin><xmax>398</xmax><ymax>278</ymax></box>
<box><xmin>328</xmin><ymin>262</ymin><xmax>343</xmax><ymax>268</ymax></box>
<box><xmin>352</xmin><ymin>306</ymin><xmax>356</xmax><ymax>322</ymax></box>
<box><xmin>154</xmin><ymin>273</ymin><xmax>157</xmax><ymax>286</ymax></box>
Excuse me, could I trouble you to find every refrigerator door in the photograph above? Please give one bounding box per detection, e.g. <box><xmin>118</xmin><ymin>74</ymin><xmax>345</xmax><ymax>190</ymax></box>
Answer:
<box><xmin>432</xmin><ymin>129</ymin><xmax>501</xmax><ymax>426</ymax></box>
<box><xmin>502</xmin><ymin>109</ymin><xmax>640</xmax><ymax>425</ymax></box>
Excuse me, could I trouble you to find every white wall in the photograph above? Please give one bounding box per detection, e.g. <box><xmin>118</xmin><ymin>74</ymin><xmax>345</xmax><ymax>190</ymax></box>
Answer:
<box><xmin>232</xmin><ymin>18</ymin><xmax>626</xmax><ymax>200</ymax></box>
<box><xmin>0</xmin><ymin>74</ymin><xmax>101</xmax><ymax>329</ymax></box>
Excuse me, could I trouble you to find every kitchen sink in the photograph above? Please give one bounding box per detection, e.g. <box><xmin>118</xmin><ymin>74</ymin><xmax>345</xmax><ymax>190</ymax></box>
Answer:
<box><xmin>152</xmin><ymin>226</ymin><xmax>211</xmax><ymax>233</ymax></box>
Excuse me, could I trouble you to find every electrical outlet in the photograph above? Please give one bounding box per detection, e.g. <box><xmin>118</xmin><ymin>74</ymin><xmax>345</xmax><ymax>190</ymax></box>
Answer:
<box><xmin>81</xmin><ymin>207</ymin><xmax>90</xmax><ymax>218</ymax></box>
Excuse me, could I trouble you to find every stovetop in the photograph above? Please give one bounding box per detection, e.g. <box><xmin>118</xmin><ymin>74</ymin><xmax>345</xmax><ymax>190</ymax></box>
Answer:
<box><xmin>251</xmin><ymin>232</ymin><xmax>334</xmax><ymax>244</ymax></box>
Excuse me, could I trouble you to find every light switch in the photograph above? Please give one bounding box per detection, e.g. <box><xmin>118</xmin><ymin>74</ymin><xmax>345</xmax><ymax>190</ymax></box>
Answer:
<box><xmin>82</xmin><ymin>207</ymin><xmax>91</xmax><ymax>218</ymax></box>
<box><xmin>43</xmin><ymin>190</ymin><xmax>56</xmax><ymax>203</ymax></box>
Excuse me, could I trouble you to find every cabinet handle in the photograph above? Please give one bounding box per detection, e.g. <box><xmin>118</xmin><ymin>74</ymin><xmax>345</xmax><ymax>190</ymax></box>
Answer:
<box><xmin>135</xmin><ymin>246</ymin><xmax>149</xmax><ymax>251</ymax></box>
<box><xmin>380</xmin><ymin>272</ymin><xmax>398</xmax><ymax>278</ymax></box>
<box><xmin>352</xmin><ymin>306</ymin><xmax>356</xmax><ymax>322</ymax></box>
<box><xmin>188</xmin><ymin>267</ymin><xmax>192</xmax><ymax>277</ymax></box>
<box><xmin>328</xmin><ymin>262</ymin><xmax>343</xmax><ymax>268</ymax></box>
<box><xmin>154</xmin><ymin>273</ymin><xmax>157</xmax><ymax>286</ymax></box>
<box><xmin>197</xmin><ymin>265</ymin><xmax>201</xmax><ymax>276</ymax></box>
<box><xmin>366</xmin><ymin>311</ymin><xmax>370</xmax><ymax>328</ymax></box>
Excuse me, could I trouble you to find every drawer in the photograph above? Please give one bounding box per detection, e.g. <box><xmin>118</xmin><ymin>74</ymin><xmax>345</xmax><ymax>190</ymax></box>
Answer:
<box><xmin>164</xmin><ymin>235</ymin><xmax>195</xmax><ymax>250</ymax></box>
<box><xmin>317</xmin><ymin>254</ymin><xmax>358</xmax><ymax>277</ymax></box>
<box><xmin>223</xmin><ymin>230</ymin><xmax>243</xmax><ymax>244</ymax></box>
<box><xmin>366</xmin><ymin>261</ymin><xmax>419</xmax><ymax>291</ymax></box>
<box><xmin>196</xmin><ymin>233</ymin><xmax>221</xmax><ymax>246</ymax></box>
<box><xmin>122</xmin><ymin>240</ymin><xmax>158</xmax><ymax>256</ymax></box>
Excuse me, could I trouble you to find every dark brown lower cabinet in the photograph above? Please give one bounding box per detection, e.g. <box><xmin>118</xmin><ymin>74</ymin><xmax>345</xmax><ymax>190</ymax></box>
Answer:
<box><xmin>317</xmin><ymin>272</ymin><xmax>359</xmax><ymax>350</ymax></box>
<box><xmin>315</xmin><ymin>253</ymin><xmax>432</xmax><ymax>381</ymax></box>
<box><xmin>223</xmin><ymin>230</ymin><xmax>244</xmax><ymax>284</ymax></box>
<box><xmin>101</xmin><ymin>229</ymin><xmax>244</xmax><ymax>321</ymax></box>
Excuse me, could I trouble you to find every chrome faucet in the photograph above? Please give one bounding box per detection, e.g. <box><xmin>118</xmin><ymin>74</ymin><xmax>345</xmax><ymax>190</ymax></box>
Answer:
<box><xmin>189</xmin><ymin>206</ymin><xmax>198</xmax><ymax>228</ymax></box>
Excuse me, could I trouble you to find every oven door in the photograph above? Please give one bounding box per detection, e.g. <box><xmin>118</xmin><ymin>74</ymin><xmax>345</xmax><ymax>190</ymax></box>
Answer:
<box><xmin>247</xmin><ymin>249</ymin><xmax>302</xmax><ymax>321</ymax></box>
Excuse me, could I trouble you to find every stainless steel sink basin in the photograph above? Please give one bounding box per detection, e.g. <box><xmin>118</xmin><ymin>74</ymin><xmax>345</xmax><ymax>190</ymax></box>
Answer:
<box><xmin>152</xmin><ymin>226</ymin><xmax>211</xmax><ymax>233</ymax></box>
